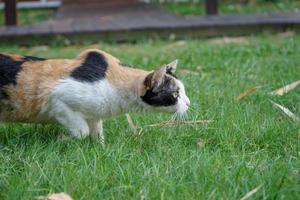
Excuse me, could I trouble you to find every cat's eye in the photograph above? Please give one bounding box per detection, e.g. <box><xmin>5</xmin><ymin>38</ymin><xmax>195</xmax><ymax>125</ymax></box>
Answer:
<box><xmin>173</xmin><ymin>91</ymin><xmax>179</xmax><ymax>98</ymax></box>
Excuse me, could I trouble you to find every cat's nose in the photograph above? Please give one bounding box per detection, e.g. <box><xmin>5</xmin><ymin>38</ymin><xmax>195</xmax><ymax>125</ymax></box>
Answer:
<box><xmin>186</xmin><ymin>98</ymin><xmax>190</xmax><ymax>107</ymax></box>
<box><xmin>186</xmin><ymin>102</ymin><xmax>190</xmax><ymax>107</ymax></box>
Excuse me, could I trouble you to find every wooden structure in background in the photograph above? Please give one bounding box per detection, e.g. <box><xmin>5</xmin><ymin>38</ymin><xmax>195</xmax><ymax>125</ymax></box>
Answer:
<box><xmin>4</xmin><ymin>0</ymin><xmax>17</xmax><ymax>26</ymax></box>
<box><xmin>1</xmin><ymin>0</ymin><xmax>299</xmax><ymax>43</ymax></box>
<box><xmin>62</xmin><ymin>0</ymin><xmax>138</xmax><ymax>6</ymax></box>
<box><xmin>56</xmin><ymin>0</ymin><xmax>141</xmax><ymax>19</ymax></box>
<box><xmin>205</xmin><ymin>0</ymin><xmax>218</xmax><ymax>15</ymax></box>
<box><xmin>2</xmin><ymin>0</ymin><xmax>220</xmax><ymax>26</ymax></box>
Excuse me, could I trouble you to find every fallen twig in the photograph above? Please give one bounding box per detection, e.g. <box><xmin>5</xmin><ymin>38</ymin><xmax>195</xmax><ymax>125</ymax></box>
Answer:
<box><xmin>37</xmin><ymin>193</ymin><xmax>73</xmax><ymax>200</ymax></box>
<box><xmin>126</xmin><ymin>114</ymin><xmax>137</xmax><ymax>132</ymax></box>
<box><xmin>146</xmin><ymin>120</ymin><xmax>213</xmax><ymax>128</ymax></box>
<box><xmin>235</xmin><ymin>86</ymin><xmax>262</xmax><ymax>101</ymax></box>
<box><xmin>269</xmin><ymin>80</ymin><xmax>300</xmax><ymax>96</ymax></box>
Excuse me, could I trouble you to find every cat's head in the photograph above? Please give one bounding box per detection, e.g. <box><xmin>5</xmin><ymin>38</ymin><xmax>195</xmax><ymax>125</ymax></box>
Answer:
<box><xmin>141</xmin><ymin>60</ymin><xmax>190</xmax><ymax>114</ymax></box>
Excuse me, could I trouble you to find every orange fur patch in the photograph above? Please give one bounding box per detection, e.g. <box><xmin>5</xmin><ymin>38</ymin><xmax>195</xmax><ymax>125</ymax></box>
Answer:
<box><xmin>0</xmin><ymin>57</ymin><xmax>80</xmax><ymax>122</ymax></box>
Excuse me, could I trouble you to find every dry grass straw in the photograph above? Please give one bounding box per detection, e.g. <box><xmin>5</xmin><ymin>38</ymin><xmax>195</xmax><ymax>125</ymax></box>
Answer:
<box><xmin>240</xmin><ymin>184</ymin><xmax>263</xmax><ymax>200</ymax></box>
<box><xmin>269</xmin><ymin>80</ymin><xmax>300</xmax><ymax>96</ymax></box>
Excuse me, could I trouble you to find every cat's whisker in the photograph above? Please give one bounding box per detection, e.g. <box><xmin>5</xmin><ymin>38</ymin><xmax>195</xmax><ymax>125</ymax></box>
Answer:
<box><xmin>179</xmin><ymin>115</ymin><xmax>184</xmax><ymax>122</ymax></box>
<box><xmin>187</xmin><ymin>107</ymin><xmax>197</xmax><ymax>115</ymax></box>
<box><xmin>176</xmin><ymin>113</ymin><xmax>180</xmax><ymax>121</ymax></box>
<box><xmin>171</xmin><ymin>113</ymin><xmax>177</xmax><ymax>121</ymax></box>
<box><xmin>172</xmin><ymin>112</ymin><xmax>181</xmax><ymax>122</ymax></box>
<box><xmin>176</xmin><ymin>113</ymin><xmax>187</xmax><ymax>122</ymax></box>
<box><xmin>188</xmin><ymin>105</ymin><xmax>197</xmax><ymax>112</ymax></box>
<box><xmin>172</xmin><ymin>112</ymin><xmax>181</xmax><ymax>121</ymax></box>
<box><xmin>182</xmin><ymin>113</ymin><xmax>188</xmax><ymax>121</ymax></box>
<box><xmin>189</xmin><ymin>106</ymin><xmax>196</xmax><ymax>111</ymax></box>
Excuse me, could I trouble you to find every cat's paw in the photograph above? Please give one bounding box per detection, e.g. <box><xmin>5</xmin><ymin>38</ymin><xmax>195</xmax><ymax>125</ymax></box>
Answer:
<box><xmin>57</xmin><ymin>133</ymin><xmax>73</xmax><ymax>142</ymax></box>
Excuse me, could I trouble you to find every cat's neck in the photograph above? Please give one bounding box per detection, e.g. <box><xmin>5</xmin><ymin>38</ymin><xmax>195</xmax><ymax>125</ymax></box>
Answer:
<box><xmin>103</xmin><ymin>65</ymin><xmax>150</xmax><ymax>116</ymax></box>
<box><xmin>107</xmin><ymin>65</ymin><xmax>149</xmax><ymax>94</ymax></box>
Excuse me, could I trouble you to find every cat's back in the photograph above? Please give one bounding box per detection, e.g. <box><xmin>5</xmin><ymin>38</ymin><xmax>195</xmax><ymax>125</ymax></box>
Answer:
<box><xmin>0</xmin><ymin>49</ymin><xmax>119</xmax><ymax>122</ymax></box>
<box><xmin>0</xmin><ymin>52</ymin><xmax>78</xmax><ymax>85</ymax></box>
<box><xmin>0</xmin><ymin>52</ymin><xmax>78</xmax><ymax>122</ymax></box>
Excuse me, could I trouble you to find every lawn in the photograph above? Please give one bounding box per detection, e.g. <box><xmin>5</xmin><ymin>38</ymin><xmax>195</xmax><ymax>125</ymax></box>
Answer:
<box><xmin>0</xmin><ymin>34</ymin><xmax>300</xmax><ymax>199</ymax></box>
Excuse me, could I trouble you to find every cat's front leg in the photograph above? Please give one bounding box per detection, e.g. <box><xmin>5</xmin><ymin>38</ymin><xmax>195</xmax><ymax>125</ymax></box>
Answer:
<box><xmin>50</xmin><ymin>100</ymin><xmax>90</xmax><ymax>139</ymax></box>
<box><xmin>88</xmin><ymin>120</ymin><xmax>104</xmax><ymax>145</ymax></box>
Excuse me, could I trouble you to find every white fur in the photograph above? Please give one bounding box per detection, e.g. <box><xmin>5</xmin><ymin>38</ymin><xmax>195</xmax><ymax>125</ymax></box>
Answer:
<box><xmin>42</xmin><ymin>77</ymin><xmax>190</xmax><ymax>143</ymax></box>
<box><xmin>44</xmin><ymin>79</ymin><xmax>145</xmax><ymax>141</ymax></box>
<box><xmin>176</xmin><ymin>80</ymin><xmax>190</xmax><ymax>114</ymax></box>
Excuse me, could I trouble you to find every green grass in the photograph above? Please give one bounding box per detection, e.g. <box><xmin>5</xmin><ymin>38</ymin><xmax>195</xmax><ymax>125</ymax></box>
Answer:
<box><xmin>0</xmin><ymin>9</ymin><xmax>55</xmax><ymax>26</ymax></box>
<box><xmin>161</xmin><ymin>0</ymin><xmax>300</xmax><ymax>16</ymax></box>
<box><xmin>0</xmin><ymin>34</ymin><xmax>300</xmax><ymax>199</ymax></box>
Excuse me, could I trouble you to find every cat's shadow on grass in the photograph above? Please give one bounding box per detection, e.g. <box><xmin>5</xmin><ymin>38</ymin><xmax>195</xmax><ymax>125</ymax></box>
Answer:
<box><xmin>0</xmin><ymin>124</ymin><xmax>107</xmax><ymax>149</ymax></box>
<box><xmin>0</xmin><ymin>124</ymin><xmax>68</xmax><ymax>145</ymax></box>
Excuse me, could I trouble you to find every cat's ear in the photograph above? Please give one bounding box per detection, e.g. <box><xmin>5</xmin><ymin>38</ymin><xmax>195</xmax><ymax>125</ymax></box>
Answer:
<box><xmin>145</xmin><ymin>67</ymin><xmax>167</xmax><ymax>91</ymax></box>
<box><xmin>166</xmin><ymin>59</ymin><xmax>178</xmax><ymax>74</ymax></box>
<box><xmin>144</xmin><ymin>60</ymin><xmax>177</xmax><ymax>91</ymax></box>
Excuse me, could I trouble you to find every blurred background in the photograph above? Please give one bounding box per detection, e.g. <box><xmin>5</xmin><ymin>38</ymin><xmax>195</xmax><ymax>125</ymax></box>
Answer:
<box><xmin>0</xmin><ymin>0</ymin><xmax>299</xmax><ymax>43</ymax></box>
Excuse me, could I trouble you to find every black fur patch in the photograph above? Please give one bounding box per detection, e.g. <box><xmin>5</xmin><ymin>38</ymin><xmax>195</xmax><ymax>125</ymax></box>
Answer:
<box><xmin>71</xmin><ymin>51</ymin><xmax>108</xmax><ymax>82</ymax></box>
<box><xmin>166</xmin><ymin>70</ymin><xmax>177</xmax><ymax>78</ymax></box>
<box><xmin>0</xmin><ymin>54</ymin><xmax>46</xmax><ymax>100</ymax></box>
<box><xmin>0</xmin><ymin>91</ymin><xmax>8</xmax><ymax>100</ymax></box>
<box><xmin>0</xmin><ymin>54</ymin><xmax>24</xmax><ymax>87</ymax></box>
<box><xmin>0</xmin><ymin>54</ymin><xmax>24</xmax><ymax>100</ymax></box>
<box><xmin>141</xmin><ymin>76</ymin><xmax>178</xmax><ymax>107</ymax></box>
<box><xmin>166</xmin><ymin>65</ymin><xmax>178</xmax><ymax>78</ymax></box>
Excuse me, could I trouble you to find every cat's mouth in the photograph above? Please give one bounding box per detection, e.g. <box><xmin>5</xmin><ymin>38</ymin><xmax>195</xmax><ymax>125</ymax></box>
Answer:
<box><xmin>176</xmin><ymin>105</ymin><xmax>189</xmax><ymax>114</ymax></box>
<box><xmin>175</xmin><ymin>96</ymin><xmax>190</xmax><ymax>114</ymax></box>
<box><xmin>160</xmin><ymin>102</ymin><xmax>189</xmax><ymax>115</ymax></box>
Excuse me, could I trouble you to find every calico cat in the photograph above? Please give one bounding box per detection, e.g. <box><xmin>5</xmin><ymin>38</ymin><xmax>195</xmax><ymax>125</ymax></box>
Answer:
<box><xmin>0</xmin><ymin>49</ymin><xmax>190</xmax><ymax>143</ymax></box>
